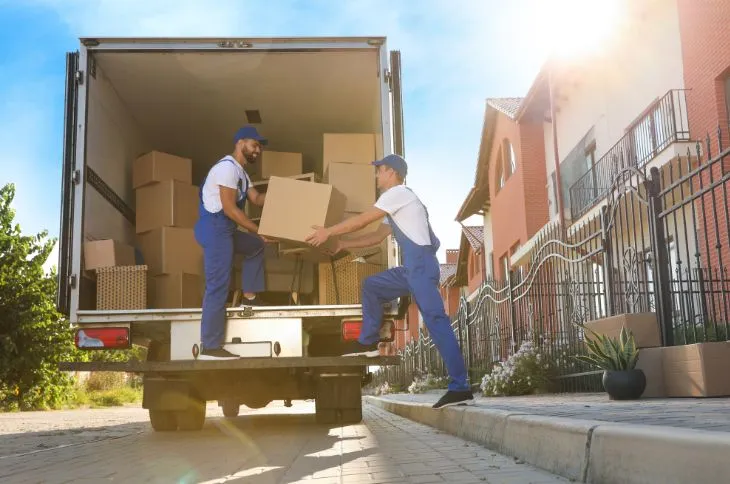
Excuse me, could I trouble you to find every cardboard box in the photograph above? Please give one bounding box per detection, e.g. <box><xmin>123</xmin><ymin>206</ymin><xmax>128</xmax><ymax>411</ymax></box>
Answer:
<box><xmin>636</xmin><ymin>347</ymin><xmax>666</xmax><ymax>398</ymax></box>
<box><xmin>342</xmin><ymin>212</ymin><xmax>385</xmax><ymax>238</ymax></box>
<box><xmin>96</xmin><ymin>265</ymin><xmax>147</xmax><ymax>310</ymax></box>
<box><xmin>152</xmin><ymin>273</ymin><xmax>203</xmax><ymax>309</ymax></box>
<box><xmin>326</xmin><ymin>163</ymin><xmax>376</xmax><ymax>212</ymax></box>
<box><xmin>137</xmin><ymin>227</ymin><xmax>203</xmax><ymax>276</ymax></box>
<box><xmin>260</xmin><ymin>151</ymin><xmax>303</xmax><ymax>179</ymax></box>
<box><xmin>258</xmin><ymin>176</ymin><xmax>346</xmax><ymax>255</ymax></box>
<box><xmin>135</xmin><ymin>180</ymin><xmax>199</xmax><ymax>234</ymax></box>
<box><xmin>662</xmin><ymin>342</ymin><xmax>730</xmax><ymax>397</ymax></box>
<box><xmin>84</xmin><ymin>239</ymin><xmax>136</xmax><ymax>271</ymax></box>
<box><xmin>584</xmin><ymin>313</ymin><xmax>661</xmax><ymax>349</ymax></box>
<box><xmin>318</xmin><ymin>254</ymin><xmax>384</xmax><ymax>304</ymax></box>
<box><xmin>323</xmin><ymin>134</ymin><xmax>376</xmax><ymax>171</ymax></box>
<box><xmin>133</xmin><ymin>151</ymin><xmax>192</xmax><ymax>189</ymax></box>
<box><xmin>234</xmin><ymin>245</ymin><xmax>315</xmax><ymax>293</ymax></box>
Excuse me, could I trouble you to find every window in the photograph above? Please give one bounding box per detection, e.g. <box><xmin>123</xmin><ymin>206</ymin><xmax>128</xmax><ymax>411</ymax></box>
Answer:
<box><xmin>495</xmin><ymin>152</ymin><xmax>505</xmax><ymax>191</ymax></box>
<box><xmin>503</xmin><ymin>139</ymin><xmax>517</xmax><ymax>177</ymax></box>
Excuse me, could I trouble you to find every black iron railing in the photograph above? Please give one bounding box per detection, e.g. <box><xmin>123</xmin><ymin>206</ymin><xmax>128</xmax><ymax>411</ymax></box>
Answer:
<box><xmin>569</xmin><ymin>89</ymin><xmax>690</xmax><ymax>219</ymax></box>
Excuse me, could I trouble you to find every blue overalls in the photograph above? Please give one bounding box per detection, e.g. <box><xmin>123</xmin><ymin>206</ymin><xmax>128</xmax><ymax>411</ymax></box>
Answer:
<box><xmin>359</xmin><ymin>191</ymin><xmax>470</xmax><ymax>392</ymax></box>
<box><xmin>194</xmin><ymin>156</ymin><xmax>265</xmax><ymax>350</ymax></box>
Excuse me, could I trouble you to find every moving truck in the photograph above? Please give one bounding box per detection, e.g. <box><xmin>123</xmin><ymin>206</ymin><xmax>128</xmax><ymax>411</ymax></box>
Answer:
<box><xmin>56</xmin><ymin>37</ymin><xmax>406</xmax><ymax>431</ymax></box>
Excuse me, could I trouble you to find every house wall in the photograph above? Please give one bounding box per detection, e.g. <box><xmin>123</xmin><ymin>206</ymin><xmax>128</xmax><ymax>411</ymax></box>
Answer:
<box><xmin>547</xmin><ymin>0</ymin><xmax>686</xmax><ymax>220</ymax></box>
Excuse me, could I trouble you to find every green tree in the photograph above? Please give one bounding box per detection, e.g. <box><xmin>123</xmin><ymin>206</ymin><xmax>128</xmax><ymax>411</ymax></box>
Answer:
<box><xmin>0</xmin><ymin>183</ymin><xmax>76</xmax><ymax>410</ymax></box>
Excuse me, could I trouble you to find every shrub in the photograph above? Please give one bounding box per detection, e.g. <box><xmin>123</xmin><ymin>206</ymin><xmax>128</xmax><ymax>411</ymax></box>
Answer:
<box><xmin>408</xmin><ymin>373</ymin><xmax>448</xmax><ymax>394</ymax></box>
<box><xmin>480</xmin><ymin>340</ymin><xmax>556</xmax><ymax>396</ymax></box>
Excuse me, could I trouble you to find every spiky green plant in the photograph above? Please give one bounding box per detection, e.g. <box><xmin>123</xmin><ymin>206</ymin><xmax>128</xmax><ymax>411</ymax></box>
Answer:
<box><xmin>574</xmin><ymin>326</ymin><xmax>639</xmax><ymax>371</ymax></box>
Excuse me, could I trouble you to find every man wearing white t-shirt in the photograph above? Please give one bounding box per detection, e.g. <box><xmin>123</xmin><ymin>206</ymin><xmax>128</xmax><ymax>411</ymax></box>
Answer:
<box><xmin>194</xmin><ymin>126</ymin><xmax>270</xmax><ymax>360</ymax></box>
<box><xmin>306</xmin><ymin>154</ymin><xmax>474</xmax><ymax>409</ymax></box>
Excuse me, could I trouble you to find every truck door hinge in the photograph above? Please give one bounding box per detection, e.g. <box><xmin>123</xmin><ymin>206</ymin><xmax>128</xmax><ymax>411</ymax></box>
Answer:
<box><xmin>68</xmin><ymin>274</ymin><xmax>77</xmax><ymax>289</ymax></box>
<box><xmin>75</xmin><ymin>70</ymin><xmax>84</xmax><ymax>85</ymax></box>
<box><xmin>72</xmin><ymin>169</ymin><xmax>81</xmax><ymax>185</ymax></box>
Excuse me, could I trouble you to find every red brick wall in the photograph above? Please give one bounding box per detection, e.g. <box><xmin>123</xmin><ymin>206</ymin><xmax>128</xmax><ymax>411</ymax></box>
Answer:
<box><xmin>489</xmin><ymin>111</ymin><xmax>549</xmax><ymax>280</ymax></box>
<box><xmin>446</xmin><ymin>249</ymin><xmax>459</xmax><ymax>264</ymax></box>
<box><xmin>677</xmin><ymin>0</ymin><xmax>730</xmax><ymax>324</ymax></box>
<box><xmin>441</xmin><ymin>285</ymin><xmax>461</xmax><ymax>317</ymax></box>
<box><xmin>467</xmin><ymin>247</ymin><xmax>485</xmax><ymax>294</ymax></box>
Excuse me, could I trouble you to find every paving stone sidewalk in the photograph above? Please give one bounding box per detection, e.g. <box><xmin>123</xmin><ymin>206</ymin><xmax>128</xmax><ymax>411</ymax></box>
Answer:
<box><xmin>376</xmin><ymin>391</ymin><xmax>730</xmax><ymax>433</ymax></box>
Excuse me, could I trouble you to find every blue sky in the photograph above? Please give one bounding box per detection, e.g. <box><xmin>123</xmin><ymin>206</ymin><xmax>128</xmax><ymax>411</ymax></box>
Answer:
<box><xmin>0</xmin><ymin>0</ymin><xmax>553</xmax><ymax>270</ymax></box>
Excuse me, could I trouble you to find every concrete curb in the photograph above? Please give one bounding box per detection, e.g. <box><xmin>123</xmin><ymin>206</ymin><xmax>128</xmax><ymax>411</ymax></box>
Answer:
<box><xmin>365</xmin><ymin>396</ymin><xmax>730</xmax><ymax>484</ymax></box>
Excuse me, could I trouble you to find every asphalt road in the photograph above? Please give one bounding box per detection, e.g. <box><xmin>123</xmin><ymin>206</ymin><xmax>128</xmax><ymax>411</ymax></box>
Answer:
<box><xmin>0</xmin><ymin>401</ymin><xmax>568</xmax><ymax>483</ymax></box>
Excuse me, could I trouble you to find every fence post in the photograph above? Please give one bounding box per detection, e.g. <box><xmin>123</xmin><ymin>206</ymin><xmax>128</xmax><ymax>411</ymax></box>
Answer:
<box><xmin>647</xmin><ymin>167</ymin><xmax>674</xmax><ymax>346</ymax></box>
<box><xmin>507</xmin><ymin>270</ymin><xmax>518</xmax><ymax>353</ymax></box>
<box><xmin>600</xmin><ymin>205</ymin><xmax>616</xmax><ymax>316</ymax></box>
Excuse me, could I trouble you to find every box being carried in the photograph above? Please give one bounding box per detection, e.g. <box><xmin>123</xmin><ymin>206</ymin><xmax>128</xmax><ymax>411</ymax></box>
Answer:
<box><xmin>258</xmin><ymin>176</ymin><xmax>346</xmax><ymax>260</ymax></box>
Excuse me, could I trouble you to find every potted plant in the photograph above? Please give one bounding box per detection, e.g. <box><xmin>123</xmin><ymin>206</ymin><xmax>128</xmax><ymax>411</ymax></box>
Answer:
<box><xmin>575</xmin><ymin>326</ymin><xmax>646</xmax><ymax>400</ymax></box>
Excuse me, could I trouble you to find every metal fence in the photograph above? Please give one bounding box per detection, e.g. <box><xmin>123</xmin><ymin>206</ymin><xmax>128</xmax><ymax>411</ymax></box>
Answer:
<box><xmin>373</xmin><ymin>126</ymin><xmax>730</xmax><ymax>394</ymax></box>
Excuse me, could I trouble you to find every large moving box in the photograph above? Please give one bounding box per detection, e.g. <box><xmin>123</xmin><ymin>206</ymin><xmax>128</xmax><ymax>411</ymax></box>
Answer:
<box><xmin>318</xmin><ymin>254</ymin><xmax>383</xmax><ymax>305</ymax></box>
<box><xmin>584</xmin><ymin>313</ymin><xmax>661</xmax><ymax>349</ymax></box>
<box><xmin>322</xmin><ymin>134</ymin><xmax>376</xmax><ymax>171</ymax></box>
<box><xmin>662</xmin><ymin>342</ymin><xmax>730</xmax><ymax>397</ymax></box>
<box><xmin>258</xmin><ymin>177</ymin><xmax>346</xmax><ymax>258</ymax></box>
<box><xmin>137</xmin><ymin>227</ymin><xmax>203</xmax><ymax>276</ymax></box>
<box><xmin>84</xmin><ymin>239</ymin><xmax>136</xmax><ymax>271</ymax></box>
<box><xmin>326</xmin><ymin>163</ymin><xmax>376</xmax><ymax>212</ymax></box>
<box><xmin>259</xmin><ymin>151</ymin><xmax>303</xmax><ymax>179</ymax></box>
<box><xmin>152</xmin><ymin>273</ymin><xmax>204</xmax><ymax>309</ymax></box>
<box><xmin>135</xmin><ymin>180</ymin><xmax>199</xmax><ymax>234</ymax></box>
<box><xmin>96</xmin><ymin>265</ymin><xmax>147</xmax><ymax>310</ymax></box>
<box><xmin>133</xmin><ymin>151</ymin><xmax>192</xmax><ymax>189</ymax></box>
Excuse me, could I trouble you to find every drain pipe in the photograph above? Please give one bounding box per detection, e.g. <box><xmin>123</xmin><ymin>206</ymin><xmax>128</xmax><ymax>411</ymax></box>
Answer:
<box><xmin>548</xmin><ymin>66</ymin><xmax>566</xmax><ymax>231</ymax></box>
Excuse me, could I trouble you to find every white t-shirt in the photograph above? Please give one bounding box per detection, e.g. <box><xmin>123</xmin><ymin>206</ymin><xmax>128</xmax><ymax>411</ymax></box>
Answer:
<box><xmin>201</xmin><ymin>155</ymin><xmax>251</xmax><ymax>213</ymax></box>
<box><xmin>374</xmin><ymin>184</ymin><xmax>432</xmax><ymax>246</ymax></box>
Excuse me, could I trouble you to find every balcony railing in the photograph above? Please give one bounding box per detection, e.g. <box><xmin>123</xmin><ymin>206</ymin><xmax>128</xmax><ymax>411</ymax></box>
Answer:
<box><xmin>569</xmin><ymin>89</ymin><xmax>690</xmax><ymax>219</ymax></box>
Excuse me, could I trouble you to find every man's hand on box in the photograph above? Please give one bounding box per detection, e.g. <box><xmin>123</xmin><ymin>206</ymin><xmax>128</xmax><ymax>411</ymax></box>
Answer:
<box><xmin>306</xmin><ymin>226</ymin><xmax>330</xmax><ymax>247</ymax></box>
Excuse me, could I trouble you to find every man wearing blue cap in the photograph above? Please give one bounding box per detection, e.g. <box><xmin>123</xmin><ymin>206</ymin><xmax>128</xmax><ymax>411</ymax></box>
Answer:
<box><xmin>195</xmin><ymin>126</ymin><xmax>270</xmax><ymax>360</ymax></box>
<box><xmin>306</xmin><ymin>154</ymin><xmax>474</xmax><ymax>408</ymax></box>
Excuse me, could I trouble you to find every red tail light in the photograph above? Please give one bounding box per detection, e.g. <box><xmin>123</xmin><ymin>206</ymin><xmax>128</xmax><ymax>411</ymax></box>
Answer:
<box><xmin>341</xmin><ymin>320</ymin><xmax>395</xmax><ymax>343</ymax></box>
<box><xmin>75</xmin><ymin>328</ymin><xmax>130</xmax><ymax>349</ymax></box>
<box><xmin>342</xmin><ymin>320</ymin><xmax>362</xmax><ymax>341</ymax></box>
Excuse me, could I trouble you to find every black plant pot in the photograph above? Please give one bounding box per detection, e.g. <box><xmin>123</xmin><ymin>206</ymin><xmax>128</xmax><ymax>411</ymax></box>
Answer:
<box><xmin>602</xmin><ymin>369</ymin><xmax>646</xmax><ymax>400</ymax></box>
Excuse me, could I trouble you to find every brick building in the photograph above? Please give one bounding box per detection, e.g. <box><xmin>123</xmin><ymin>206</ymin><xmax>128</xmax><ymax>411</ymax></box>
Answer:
<box><xmin>456</xmin><ymin>98</ymin><xmax>549</xmax><ymax>280</ymax></box>
<box><xmin>453</xmin><ymin>225</ymin><xmax>487</xmax><ymax>299</ymax></box>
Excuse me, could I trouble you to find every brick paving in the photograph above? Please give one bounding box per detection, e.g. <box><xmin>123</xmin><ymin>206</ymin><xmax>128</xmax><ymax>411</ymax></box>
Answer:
<box><xmin>0</xmin><ymin>402</ymin><xmax>567</xmax><ymax>483</ymax></box>
<box><xmin>378</xmin><ymin>392</ymin><xmax>730</xmax><ymax>433</ymax></box>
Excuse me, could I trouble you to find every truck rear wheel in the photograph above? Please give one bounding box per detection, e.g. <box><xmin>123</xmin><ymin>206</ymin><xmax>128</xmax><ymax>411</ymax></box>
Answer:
<box><xmin>177</xmin><ymin>397</ymin><xmax>206</xmax><ymax>431</ymax></box>
<box><xmin>221</xmin><ymin>400</ymin><xmax>240</xmax><ymax>418</ymax></box>
<box><xmin>149</xmin><ymin>410</ymin><xmax>177</xmax><ymax>431</ymax></box>
<box><xmin>315</xmin><ymin>373</ymin><xmax>363</xmax><ymax>425</ymax></box>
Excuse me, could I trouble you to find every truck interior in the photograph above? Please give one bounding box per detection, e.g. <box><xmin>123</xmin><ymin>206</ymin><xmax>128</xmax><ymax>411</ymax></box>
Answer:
<box><xmin>75</xmin><ymin>48</ymin><xmax>388</xmax><ymax>310</ymax></box>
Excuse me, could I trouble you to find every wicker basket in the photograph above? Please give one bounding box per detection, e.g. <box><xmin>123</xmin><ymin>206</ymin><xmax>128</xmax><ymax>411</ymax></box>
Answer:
<box><xmin>96</xmin><ymin>265</ymin><xmax>147</xmax><ymax>310</ymax></box>
<box><xmin>318</xmin><ymin>255</ymin><xmax>383</xmax><ymax>305</ymax></box>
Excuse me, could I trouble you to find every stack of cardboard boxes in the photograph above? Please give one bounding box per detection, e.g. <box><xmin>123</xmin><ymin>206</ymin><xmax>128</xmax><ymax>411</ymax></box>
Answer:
<box><xmin>133</xmin><ymin>151</ymin><xmax>204</xmax><ymax>309</ymax></box>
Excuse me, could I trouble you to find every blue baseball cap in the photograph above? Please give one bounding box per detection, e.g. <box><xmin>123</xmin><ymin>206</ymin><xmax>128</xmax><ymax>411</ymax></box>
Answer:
<box><xmin>233</xmin><ymin>125</ymin><xmax>268</xmax><ymax>145</ymax></box>
<box><xmin>372</xmin><ymin>154</ymin><xmax>408</xmax><ymax>177</ymax></box>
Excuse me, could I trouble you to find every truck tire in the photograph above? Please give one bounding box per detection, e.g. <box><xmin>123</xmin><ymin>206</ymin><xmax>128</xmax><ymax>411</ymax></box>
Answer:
<box><xmin>315</xmin><ymin>374</ymin><xmax>363</xmax><ymax>425</ymax></box>
<box><xmin>177</xmin><ymin>397</ymin><xmax>206</xmax><ymax>431</ymax></box>
<box><xmin>149</xmin><ymin>410</ymin><xmax>177</xmax><ymax>431</ymax></box>
<box><xmin>221</xmin><ymin>400</ymin><xmax>240</xmax><ymax>418</ymax></box>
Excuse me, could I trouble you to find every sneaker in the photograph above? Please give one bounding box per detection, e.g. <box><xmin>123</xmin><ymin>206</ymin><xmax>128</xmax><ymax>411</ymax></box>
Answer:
<box><xmin>198</xmin><ymin>348</ymin><xmax>240</xmax><ymax>360</ymax></box>
<box><xmin>341</xmin><ymin>341</ymin><xmax>380</xmax><ymax>358</ymax></box>
<box><xmin>432</xmin><ymin>390</ymin><xmax>475</xmax><ymax>409</ymax></box>
<box><xmin>239</xmin><ymin>295</ymin><xmax>271</xmax><ymax>307</ymax></box>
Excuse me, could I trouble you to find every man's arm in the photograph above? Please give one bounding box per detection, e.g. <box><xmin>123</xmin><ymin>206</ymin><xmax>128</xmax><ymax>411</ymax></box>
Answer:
<box><xmin>339</xmin><ymin>224</ymin><xmax>391</xmax><ymax>250</ymax></box>
<box><xmin>305</xmin><ymin>207</ymin><xmax>387</xmax><ymax>247</ymax></box>
<box><xmin>220</xmin><ymin>186</ymin><xmax>259</xmax><ymax>233</ymax></box>
<box><xmin>247</xmin><ymin>186</ymin><xmax>265</xmax><ymax>207</ymax></box>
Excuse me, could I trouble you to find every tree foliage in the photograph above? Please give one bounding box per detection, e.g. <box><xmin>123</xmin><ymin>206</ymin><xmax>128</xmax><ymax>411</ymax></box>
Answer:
<box><xmin>0</xmin><ymin>183</ymin><xmax>76</xmax><ymax>410</ymax></box>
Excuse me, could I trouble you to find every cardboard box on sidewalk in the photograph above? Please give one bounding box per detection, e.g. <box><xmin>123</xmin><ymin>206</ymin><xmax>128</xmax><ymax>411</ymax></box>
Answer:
<box><xmin>323</xmin><ymin>134</ymin><xmax>376</xmax><ymax>171</ymax></box>
<box><xmin>133</xmin><ymin>150</ymin><xmax>192</xmax><ymax>189</ymax></box>
<box><xmin>325</xmin><ymin>163</ymin><xmax>376</xmax><ymax>212</ymax></box>
<box><xmin>83</xmin><ymin>239</ymin><xmax>136</xmax><ymax>271</ymax></box>
<box><xmin>258</xmin><ymin>176</ymin><xmax>346</xmax><ymax>257</ymax></box>
<box><xmin>135</xmin><ymin>180</ymin><xmax>199</xmax><ymax>234</ymax></box>
<box><xmin>152</xmin><ymin>273</ymin><xmax>204</xmax><ymax>309</ymax></box>
<box><xmin>636</xmin><ymin>347</ymin><xmax>666</xmax><ymax>398</ymax></box>
<box><xmin>584</xmin><ymin>313</ymin><xmax>661</xmax><ymax>349</ymax></box>
<box><xmin>662</xmin><ymin>342</ymin><xmax>730</xmax><ymax>397</ymax></box>
<box><xmin>137</xmin><ymin>227</ymin><xmax>203</xmax><ymax>276</ymax></box>
<box><xmin>260</xmin><ymin>151</ymin><xmax>303</xmax><ymax>179</ymax></box>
